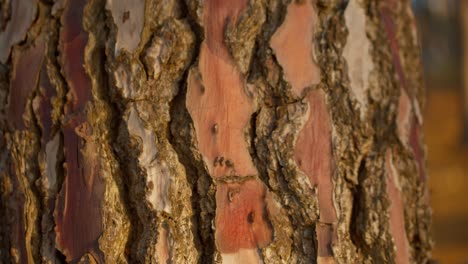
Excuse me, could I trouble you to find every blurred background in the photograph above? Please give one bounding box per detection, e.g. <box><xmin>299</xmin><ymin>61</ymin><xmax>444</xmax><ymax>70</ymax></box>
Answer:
<box><xmin>412</xmin><ymin>0</ymin><xmax>468</xmax><ymax>263</ymax></box>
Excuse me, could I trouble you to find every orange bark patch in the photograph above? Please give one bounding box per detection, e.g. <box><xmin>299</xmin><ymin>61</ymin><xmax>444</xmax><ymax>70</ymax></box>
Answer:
<box><xmin>8</xmin><ymin>38</ymin><xmax>45</xmax><ymax>130</ymax></box>
<box><xmin>385</xmin><ymin>150</ymin><xmax>410</xmax><ymax>264</ymax></box>
<box><xmin>215</xmin><ymin>180</ymin><xmax>272</xmax><ymax>253</ymax></box>
<box><xmin>270</xmin><ymin>0</ymin><xmax>320</xmax><ymax>96</ymax></box>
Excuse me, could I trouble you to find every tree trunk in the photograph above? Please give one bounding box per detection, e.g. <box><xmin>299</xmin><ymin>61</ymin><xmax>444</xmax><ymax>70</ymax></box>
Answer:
<box><xmin>461</xmin><ymin>0</ymin><xmax>468</xmax><ymax>144</ymax></box>
<box><xmin>0</xmin><ymin>0</ymin><xmax>432</xmax><ymax>263</ymax></box>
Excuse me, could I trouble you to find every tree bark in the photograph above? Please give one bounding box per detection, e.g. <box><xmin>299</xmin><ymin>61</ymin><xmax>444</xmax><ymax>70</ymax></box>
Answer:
<box><xmin>461</xmin><ymin>0</ymin><xmax>468</xmax><ymax>144</ymax></box>
<box><xmin>0</xmin><ymin>0</ymin><xmax>432</xmax><ymax>263</ymax></box>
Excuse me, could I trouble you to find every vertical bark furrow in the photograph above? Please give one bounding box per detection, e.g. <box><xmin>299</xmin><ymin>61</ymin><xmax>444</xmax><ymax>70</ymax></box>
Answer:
<box><xmin>5</xmin><ymin>26</ymin><xmax>46</xmax><ymax>263</ymax></box>
<box><xmin>106</xmin><ymin>0</ymin><xmax>198</xmax><ymax>262</ymax></box>
<box><xmin>55</xmin><ymin>0</ymin><xmax>130</xmax><ymax>262</ymax></box>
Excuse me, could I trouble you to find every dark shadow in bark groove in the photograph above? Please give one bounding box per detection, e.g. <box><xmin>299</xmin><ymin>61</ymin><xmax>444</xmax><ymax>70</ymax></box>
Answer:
<box><xmin>350</xmin><ymin>158</ymin><xmax>369</xmax><ymax>254</ymax></box>
<box><xmin>169</xmin><ymin>83</ymin><xmax>216</xmax><ymax>264</ymax></box>
<box><xmin>107</xmin><ymin>100</ymin><xmax>143</xmax><ymax>262</ymax></box>
<box><xmin>91</xmin><ymin>8</ymin><xmax>138</xmax><ymax>260</ymax></box>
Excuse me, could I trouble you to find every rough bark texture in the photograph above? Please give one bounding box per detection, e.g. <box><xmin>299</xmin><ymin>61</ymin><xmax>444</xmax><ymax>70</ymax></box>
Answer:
<box><xmin>0</xmin><ymin>0</ymin><xmax>432</xmax><ymax>263</ymax></box>
<box><xmin>462</xmin><ymin>0</ymin><xmax>468</xmax><ymax>144</ymax></box>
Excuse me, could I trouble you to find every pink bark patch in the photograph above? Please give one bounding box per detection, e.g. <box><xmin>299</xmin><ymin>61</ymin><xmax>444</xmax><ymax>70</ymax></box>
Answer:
<box><xmin>215</xmin><ymin>180</ymin><xmax>272</xmax><ymax>253</ymax></box>
<box><xmin>270</xmin><ymin>0</ymin><xmax>320</xmax><ymax>96</ymax></box>
<box><xmin>294</xmin><ymin>90</ymin><xmax>337</xmax><ymax>224</ymax></box>
<box><xmin>8</xmin><ymin>38</ymin><xmax>45</xmax><ymax>130</ymax></box>
<box><xmin>385</xmin><ymin>150</ymin><xmax>410</xmax><ymax>264</ymax></box>
<box><xmin>294</xmin><ymin>90</ymin><xmax>337</xmax><ymax>259</ymax></box>
<box><xmin>186</xmin><ymin>0</ymin><xmax>257</xmax><ymax>178</ymax></box>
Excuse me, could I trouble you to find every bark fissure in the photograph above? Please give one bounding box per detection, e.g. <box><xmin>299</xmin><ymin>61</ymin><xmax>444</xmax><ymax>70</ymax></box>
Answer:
<box><xmin>0</xmin><ymin>0</ymin><xmax>432</xmax><ymax>263</ymax></box>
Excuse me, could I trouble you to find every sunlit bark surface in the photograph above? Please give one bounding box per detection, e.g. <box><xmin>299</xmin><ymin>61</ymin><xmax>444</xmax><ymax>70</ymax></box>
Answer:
<box><xmin>0</xmin><ymin>0</ymin><xmax>432</xmax><ymax>263</ymax></box>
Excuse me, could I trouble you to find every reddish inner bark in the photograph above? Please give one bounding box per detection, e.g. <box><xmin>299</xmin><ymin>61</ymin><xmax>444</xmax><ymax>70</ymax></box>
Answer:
<box><xmin>270</xmin><ymin>0</ymin><xmax>320</xmax><ymax>95</ymax></box>
<box><xmin>215</xmin><ymin>180</ymin><xmax>272</xmax><ymax>253</ymax></box>
<box><xmin>186</xmin><ymin>0</ymin><xmax>272</xmax><ymax>255</ymax></box>
<box><xmin>8</xmin><ymin>38</ymin><xmax>45</xmax><ymax>130</ymax></box>
<box><xmin>294</xmin><ymin>90</ymin><xmax>337</xmax><ymax>257</ymax></box>
<box><xmin>54</xmin><ymin>0</ymin><xmax>105</xmax><ymax>261</ymax></box>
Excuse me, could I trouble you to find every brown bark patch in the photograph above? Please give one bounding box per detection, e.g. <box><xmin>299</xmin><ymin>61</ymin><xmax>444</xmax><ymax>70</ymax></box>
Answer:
<box><xmin>186</xmin><ymin>0</ymin><xmax>256</xmax><ymax>178</ymax></box>
<box><xmin>270</xmin><ymin>0</ymin><xmax>320</xmax><ymax>96</ymax></box>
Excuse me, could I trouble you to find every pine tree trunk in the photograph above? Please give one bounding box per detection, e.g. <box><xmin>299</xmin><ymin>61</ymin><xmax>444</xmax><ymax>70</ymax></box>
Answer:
<box><xmin>0</xmin><ymin>0</ymin><xmax>432</xmax><ymax>263</ymax></box>
<box><xmin>461</xmin><ymin>0</ymin><xmax>468</xmax><ymax>143</ymax></box>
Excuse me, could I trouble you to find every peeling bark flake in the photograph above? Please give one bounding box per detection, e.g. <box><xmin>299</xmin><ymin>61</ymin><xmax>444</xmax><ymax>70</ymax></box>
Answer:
<box><xmin>0</xmin><ymin>0</ymin><xmax>36</xmax><ymax>63</ymax></box>
<box><xmin>343</xmin><ymin>0</ymin><xmax>373</xmax><ymax>116</ymax></box>
<box><xmin>106</xmin><ymin>0</ymin><xmax>144</xmax><ymax>54</ymax></box>
<box><xmin>270</xmin><ymin>0</ymin><xmax>320</xmax><ymax>96</ymax></box>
